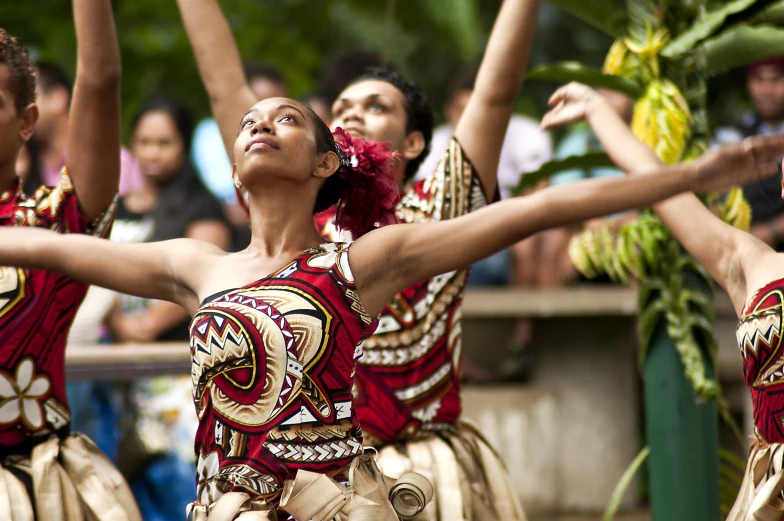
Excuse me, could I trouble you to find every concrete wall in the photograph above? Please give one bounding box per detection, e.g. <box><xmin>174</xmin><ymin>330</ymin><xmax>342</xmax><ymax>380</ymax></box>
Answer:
<box><xmin>461</xmin><ymin>316</ymin><xmax>641</xmax><ymax>514</ymax></box>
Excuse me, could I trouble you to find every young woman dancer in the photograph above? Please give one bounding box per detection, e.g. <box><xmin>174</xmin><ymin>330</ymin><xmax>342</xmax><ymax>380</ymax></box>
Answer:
<box><xmin>539</xmin><ymin>81</ymin><xmax>784</xmax><ymax>520</ymax></box>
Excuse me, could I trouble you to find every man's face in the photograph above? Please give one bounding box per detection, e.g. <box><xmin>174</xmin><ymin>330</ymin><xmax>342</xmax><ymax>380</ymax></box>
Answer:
<box><xmin>330</xmin><ymin>79</ymin><xmax>409</xmax><ymax>153</ymax></box>
<box><xmin>249</xmin><ymin>77</ymin><xmax>287</xmax><ymax>101</ymax></box>
<box><xmin>747</xmin><ymin>64</ymin><xmax>784</xmax><ymax>123</ymax></box>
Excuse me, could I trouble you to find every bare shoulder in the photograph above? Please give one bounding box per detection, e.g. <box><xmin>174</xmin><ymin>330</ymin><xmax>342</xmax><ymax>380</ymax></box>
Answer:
<box><xmin>742</xmin><ymin>249</ymin><xmax>784</xmax><ymax>299</ymax></box>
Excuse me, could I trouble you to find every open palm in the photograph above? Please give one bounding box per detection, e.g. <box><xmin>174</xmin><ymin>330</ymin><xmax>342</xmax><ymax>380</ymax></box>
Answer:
<box><xmin>694</xmin><ymin>134</ymin><xmax>784</xmax><ymax>194</ymax></box>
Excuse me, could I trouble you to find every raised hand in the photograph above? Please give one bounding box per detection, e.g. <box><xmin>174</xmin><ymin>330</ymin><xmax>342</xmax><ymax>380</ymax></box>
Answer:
<box><xmin>540</xmin><ymin>82</ymin><xmax>606</xmax><ymax>130</ymax></box>
<box><xmin>693</xmin><ymin>134</ymin><xmax>784</xmax><ymax>194</ymax></box>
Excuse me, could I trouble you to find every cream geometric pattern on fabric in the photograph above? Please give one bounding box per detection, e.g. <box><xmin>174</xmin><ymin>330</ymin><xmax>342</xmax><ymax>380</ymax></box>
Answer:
<box><xmin>265</xmin><ymin>438</ymin><xmax>363</xmax><ymax>462</ymax></box>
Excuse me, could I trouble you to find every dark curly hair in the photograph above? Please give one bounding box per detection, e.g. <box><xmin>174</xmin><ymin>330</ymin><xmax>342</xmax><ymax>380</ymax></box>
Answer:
<box><xmin>0</xmin><ymin>29</ymin><xmax>36</xmax><ymax>115</ymax></box>
<box><xmin>349</xmin><ymin>67</ymin><xmax>434</xmax><ymax>180</ymax></box>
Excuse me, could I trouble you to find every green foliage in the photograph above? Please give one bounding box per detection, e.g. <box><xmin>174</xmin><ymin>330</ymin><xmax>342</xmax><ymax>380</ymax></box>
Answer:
<box><xmin>662</xmin><ymin>0</ymin><xmax>761</xmax><ymax>58</ymax></box>
<box><xmin>704</xmin><ymin>24</ymin><xmax>784</xmax><ymax>76</ymax></box>
<box><xmin>546</xmin><ymin>0</ymin><xmax>627</xmax><ymax>37</ymax></box>
<box><xmin>527</xmin><ymin>61</ymin><xmax>643</xmax><ymax>97</ymax></box>
<box><xmin>602</xmin><ymin>446</ymin><xmax>650</xmax><ymax>521</ymax></box>
<box><xmin>512</xmin><ymin>151</ymin><xmax>615</xmax><ymax>195</ymax></box>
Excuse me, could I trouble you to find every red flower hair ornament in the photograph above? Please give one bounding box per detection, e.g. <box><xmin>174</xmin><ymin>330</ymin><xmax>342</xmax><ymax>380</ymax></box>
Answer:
<box><xmin>332</xmin><ymin>127</ymin><xmax>401</xmax><ymax>238</ymax></box>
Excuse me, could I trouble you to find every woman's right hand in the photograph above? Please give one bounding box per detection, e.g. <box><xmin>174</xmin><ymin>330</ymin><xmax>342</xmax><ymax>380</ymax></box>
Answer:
<box><xmin>540</xmin><ymin>82</ymin><xmax>607</xmax><ymax>130</ymax></box>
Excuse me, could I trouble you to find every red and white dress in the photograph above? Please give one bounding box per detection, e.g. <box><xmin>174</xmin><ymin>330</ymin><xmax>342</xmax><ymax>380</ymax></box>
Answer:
<box><xmin>317</xmin><ymin>139</ymin><xmax>525</xmax><ymax>521</ymax></box>
<box><xmin>729</xmin><ymin>279</ymin><xmax>784</xmax><ymax>519</ymax></box>
<box><xmin>0</xmin><ymin>172</ymin><xmax>140</xmax><ymax>521</ymax></box>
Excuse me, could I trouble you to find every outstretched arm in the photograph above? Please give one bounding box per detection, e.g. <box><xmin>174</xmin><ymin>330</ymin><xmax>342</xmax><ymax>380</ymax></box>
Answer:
<box><xmin>454</xmin><ymin>0</ymin><xmax>540</xmax><ymax>199</ymax></box>
<box><xmin>0</xmin><ymin>229</ymin><xmax>219</xmax><ymax>315</ymax></box>
<box><xmin>351</xmin><ymin>133</ymin><xmax>784</xmax><ymax>317</ymax></box>
<box><xmin>66</xmin><ymin>0</ymin><xmax>122</xmax><ymax>221</ymax></box>
<box><xmin>176</xmin><ymin>0</ymin><xmax>256</xmax><ymax>158</ymax></box>
<box><xmin>541</xmin><ymin>83</ymin><xmax>781</xmax><ymax>313</ymax></box>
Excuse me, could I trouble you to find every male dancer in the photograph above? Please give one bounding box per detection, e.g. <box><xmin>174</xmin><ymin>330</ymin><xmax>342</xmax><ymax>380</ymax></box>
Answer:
<box><xmin>175</xmin><ymin>1</ymin><xmax>539</xmax><ymax>518</ymax></box>
<box><xmin>0</xmin><ymin>1</ymin><xmax>139</xmax><ymax>517</ymax></box>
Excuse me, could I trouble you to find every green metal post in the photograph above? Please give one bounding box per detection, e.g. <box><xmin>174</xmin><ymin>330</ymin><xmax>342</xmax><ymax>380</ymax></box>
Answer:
<box><xmin>644</xmin><ymin>320</ymin><xmax>719</xmax><ymax>520</ymax></box>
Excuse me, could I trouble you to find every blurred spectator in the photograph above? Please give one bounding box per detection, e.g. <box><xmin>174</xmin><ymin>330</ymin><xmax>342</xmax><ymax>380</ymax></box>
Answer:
<box><xmin>33</xmin><ymin>62</ymin><xmax>141</xmax><ymax>195</ymax></box>
<box><xmin>415</xmin><ymin>67</ymin><xmax>553</xmax><ymax>286</ymax></box>
<box><xmin>318</xmin><ymin>49</ymin><xmax>384</xmax><ymax>104</ymax></box>
<box><xmin>300</xmin><ymin>91</ymin><xmax>332</xmax><ymax>125</ymax></box>
<box><xmin>72</xmin><ymin>100</ymin><xmax>231</xmax><ymax>520</ymax></box>
<box><xmin>500</xmin><ymin>88</ymin><xmax>634</xmax><ymax>381</ymax></box>
<box><xmin>191</xmin><ymin>62</ymin><xmax>286</xmax><ymax>250</ymax></box>
<box><xmin>715</xmin><ymin>57</ymin><xmax>784</xmax><ymax>250</ymax></box>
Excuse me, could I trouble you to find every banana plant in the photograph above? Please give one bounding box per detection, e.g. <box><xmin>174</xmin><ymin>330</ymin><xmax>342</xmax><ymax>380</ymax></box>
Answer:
<box><xmin>522</xmin><ymin>0</ymin><xmax>784</xmax><ymax>517</ymax></box>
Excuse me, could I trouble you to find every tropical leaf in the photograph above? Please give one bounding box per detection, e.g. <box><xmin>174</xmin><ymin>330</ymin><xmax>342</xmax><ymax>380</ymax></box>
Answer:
<box><xmin>547</xmin><ymin>0</ymin><xmax>627</xmax><ymax>37</ymax></box>
<box><xmin>511</xmin><ymin>151</ymin><xmax>616</xmax><ymax>195</ymax></box>
<box><xmin>420</xmin><ymin>0</ymin><xmax>481</xmax><ymax>61</ymax></box>
<box><xmin>527</xmin><ymin>62</ymin><xmax>643</xmax><ymax>98</ymax></box>
<box><xmin>755</xmin><ymin>0</ymin><xmax>784</xmax><ymax>25</ymax></box>
<box><xmin>625</xmin><ymin>0</ymin><xmax>660</xmax><ymax>46</ymax></box>
<box><xmin>662</xmin><ymin>0</ymin><xmax>761</xmax><ymax>59</ymax></box>
<box><xmin>631</xmin><ymin>79</ymin><xmax>692</xmax><ymax>164</ymax></box>
<box><xmin>704</xmin><ymin>24</ymin><xmax>784</xmax><ymax>76</ymax></box>
<box><xmin>602</xmin><ymin>446</ymin><xmax>650</xmax><ymax>521</ymax></box>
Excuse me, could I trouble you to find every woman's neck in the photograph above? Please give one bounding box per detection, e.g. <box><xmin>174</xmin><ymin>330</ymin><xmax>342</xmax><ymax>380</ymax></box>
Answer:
<box><xmin>245</xmin><ymin>185</ymin><xmax>324</xmax><ymax>257</ymax></box>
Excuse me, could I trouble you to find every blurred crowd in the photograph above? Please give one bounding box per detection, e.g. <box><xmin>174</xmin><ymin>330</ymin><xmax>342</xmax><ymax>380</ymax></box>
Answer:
<box><xmin>20</xmin><ymin>50</ymin><xmax>784</xmax><ymax>521</ymax></box>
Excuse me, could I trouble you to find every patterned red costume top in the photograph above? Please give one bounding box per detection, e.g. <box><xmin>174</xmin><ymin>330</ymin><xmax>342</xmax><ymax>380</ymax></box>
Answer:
<box><xmin>737</xmin><ymin>278</ymin><xmax>784</xmax><ymax>443</ymax></box>
<box><xmin>0</xmin><ymin>172</ymin><xmax>114</xmax><ymax>447</ymax></box>
<box><xmin>190</xmin><ymin>243</ymin><xmax>377</xmax><ymax>506</ymax></box>
<box><xmin>316</xmin><ymin>139</ymin><xmax>488</xmax><ymax>444</ymax></box>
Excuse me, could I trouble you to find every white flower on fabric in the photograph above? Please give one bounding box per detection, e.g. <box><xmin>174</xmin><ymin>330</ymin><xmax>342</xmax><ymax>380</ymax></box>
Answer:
<box><xmin>0</xmin><ymin>358</ymin><xmax>50</xmax><ymax>430</ymax></box>
<box><xmin>306</xmin><ymin>243</ymin><xmax>354</xmax><ymax>282</ymax></box>
<box><xmin>196</xmin><ymin>451</ymin><xmax>221</xmax><ymax>504</ymax></box>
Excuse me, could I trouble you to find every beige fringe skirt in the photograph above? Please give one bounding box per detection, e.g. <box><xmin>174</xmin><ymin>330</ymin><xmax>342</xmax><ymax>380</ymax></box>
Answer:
<box><xmin>727</xmin><ymin>433</ymin><xmax>784</xmax><ymax>521</ymax></box>
<box><xmin>374</xmin><ymin>420</ymin><xmax>526</xmax><ymax>521</ymax></box>
<box><xmin>0</xmin><ymin>432</ymin><xmax>142</xmax><ymax>521</ymax></box>
<box><xmin>187</xmin><ymin>451</ymin><xmax>434</xmax><ymax>521</ymax></box>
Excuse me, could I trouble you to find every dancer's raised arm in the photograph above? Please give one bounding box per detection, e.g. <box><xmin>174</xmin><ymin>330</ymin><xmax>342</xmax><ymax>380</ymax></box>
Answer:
<box><xmin>0</xmin><ymin>229</ymin><xmax>219</xmax><ymax>314</ymax></box>
<box><xmin>175</xmin><ymin>0</ymin><xmax>256</xmax><ymax>158</ymax></box>
<box><xmin>541</xmin><ymin>82</ymin><xmax>783</xmax><ymax>313</ymax></box>
<box><xmin>351</xmin><ymin>133</ymin><xmax>784</xmax><ymax>316</ymax></box>
<box><xmin>454</xmin><ymin>0</ymin><xmax>540</xmax><ymax>199</ymax></box>
<box><xmin>66</xmin><ymin>0</ymin><xmax>121</xmax><ymax>221</ymax></box>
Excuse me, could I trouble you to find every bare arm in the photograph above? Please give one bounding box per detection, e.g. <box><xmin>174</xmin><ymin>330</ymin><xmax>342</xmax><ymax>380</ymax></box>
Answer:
<box><xmin>108</xmin><ymin>219</ymin><xmax>231</xmax><ymax>341</ymax></box>
<box><xmin>66</xmin><ymin>0</ymin><xmax>122</xmax><ymax>221</ymax></box>
<box><xmin>176</xmin><ymin>0</ymin><xmax>256</xmax><ymax>158</ymax></box>
<box><xmin>351</xmin><ymin>134</ymin><xmax>784</xmax><ymax>317</ymax></box>
<box><xmin>541</xmin><ymin>83</ymin><xmax>780</xmax><ymax>312</ymax></box>
<box><xmin>0</xmin><ymin>228</ymin><xmax>220</xmax><ymax>314</ymax></box>
<box><xmin>454</xmin><ymin>0</ymin><xmax>540</xmax><ymax>199</ymax></box>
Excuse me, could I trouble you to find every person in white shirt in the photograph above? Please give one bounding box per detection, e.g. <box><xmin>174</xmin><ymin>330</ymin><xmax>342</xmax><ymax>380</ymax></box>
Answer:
<box><xmin>415</xmin><ymin>68</ymin><xmax>553</xmax><ymax>290</ymax></box>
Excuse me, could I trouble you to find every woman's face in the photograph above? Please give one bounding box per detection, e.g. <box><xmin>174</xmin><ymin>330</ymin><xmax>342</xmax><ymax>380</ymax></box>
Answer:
<box><xmin>233</xmin><ymin>97</ymin><xmax>334</xmax><ymax>191</ymax></box>
<box><xmin>132</xmin><ymin>110</ymin><xmax>185</xmax><ymax>184</ymax></box>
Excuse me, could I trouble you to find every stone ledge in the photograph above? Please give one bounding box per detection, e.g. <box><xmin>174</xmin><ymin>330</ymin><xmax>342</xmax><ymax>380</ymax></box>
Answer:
<box><xmin>463</xmin><ymin>285</ymin><xmax>736</xmax><ymax>318</ymax></box>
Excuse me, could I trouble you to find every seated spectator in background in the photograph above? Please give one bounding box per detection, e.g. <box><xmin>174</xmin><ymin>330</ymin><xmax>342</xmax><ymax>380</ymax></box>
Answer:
<box><xmin>70</xmin><ymin>100</ymin><xmax>231</xmax><ymax>520</ymax></box>
<box><xmin>715</xmin><ymin>57</ymin><xmax>784</xmax><ymax>250</ymax></box>
<box><xmin>501</xmin><ymin>88</ymin><xmax>634</xmax><ymax>381</ymax></box>
<box><xmin>415</xmin><ymin>67</ymin><xmax>553</xmax><ymax>287</ymax></box>
<box><xmin>33</xmin><ymin>62</ymin><xmax>141</xmax><ymax>195</ymax></box>
<box><xmin>191</xmin><ymin>61</ymin><xmax>286</xmax><ymax>250</ymax></box>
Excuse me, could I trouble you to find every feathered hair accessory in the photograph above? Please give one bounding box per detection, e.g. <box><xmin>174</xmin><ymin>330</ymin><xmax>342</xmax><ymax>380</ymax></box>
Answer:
<box><xmin>332</xmin><ymin>127</ymin><xmax>401</xmax><ymax>237</ymax></box>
